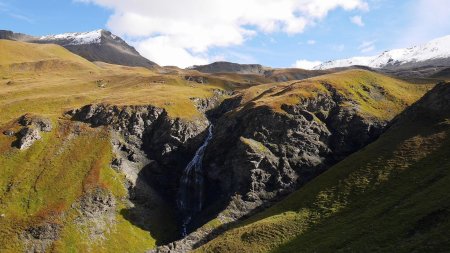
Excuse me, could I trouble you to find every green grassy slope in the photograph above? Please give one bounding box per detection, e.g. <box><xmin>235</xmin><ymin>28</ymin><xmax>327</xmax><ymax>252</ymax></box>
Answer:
<box><xmin>0</xmin><ymin>39</ymin><xmax>443</xmax><ymax>253</ymax></box>
<box><xmin>0</xmin><ymin>120</ymin><xmax>177</xmax><ymax>252</ymax></box>
<box><xmin>197</xmin><ymin>83</ymin><xmax>450</xmax><ymax>253</ymax></box>
<box><xmin>0</xmin><ymin>40</ymin><xmax>234</xmax><ymax>252</ymax></box>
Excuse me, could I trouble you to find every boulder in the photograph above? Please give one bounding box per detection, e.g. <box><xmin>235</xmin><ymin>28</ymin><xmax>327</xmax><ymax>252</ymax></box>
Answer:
<box><xmin>2</xmin><ymin>129</ymin><xmax>14</xmax><ymax>136</ymax></box>
<box><xmin>18</xmin><ymin>127</ymin><xmax>41</xmax><ymax>150</ymax></box>
<box><xmin>19</xmin><ymin>114</ymin><xmax>52</xmax><ymax>132</ymax></box>
<box><xmin>22</xmin><ymin>223</ymin><xmax>61</xmax><ymax>253</ymax></box>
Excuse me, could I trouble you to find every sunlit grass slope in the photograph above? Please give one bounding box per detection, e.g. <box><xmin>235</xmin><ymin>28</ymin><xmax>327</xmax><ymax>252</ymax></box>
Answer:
<box><xmin>0</xmin><ymin>40</ymin><xmax>235</xmax><ymax>123</ymax></box>
<box><xmin>197</xmin><ymin>83</ymin><xmax>450</xmax><ymax>253</ymax></box>
<box><xmin>0</xmin><ymin>40</ymin><xmax>238</xmax><ymax>252</ymax></box>
<box><xmin>0</xmin><ymin>120</ymin><xmax>176</xmax><ymax>252</ymax></box>
<box><xmin>236</xmin><ymin>69</ymin><xmax>431</xmax><ymax>121</ymax></box>
<box><xmin>0</xmin><ymin>39</ymin><xmax>98</xmax><ymax>68</ymax></box>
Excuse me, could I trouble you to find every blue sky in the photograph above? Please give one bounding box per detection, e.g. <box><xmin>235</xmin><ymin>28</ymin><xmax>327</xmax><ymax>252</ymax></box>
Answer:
<box><xmin>1</xmin><ymin>0</ymin><xmax>450</xmax><ymax>68</ymax></box>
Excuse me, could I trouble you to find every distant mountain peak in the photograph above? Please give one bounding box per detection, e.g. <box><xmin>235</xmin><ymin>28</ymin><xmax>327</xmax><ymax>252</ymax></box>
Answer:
<box><xmin>315</xmin><ymin>34</ymin><xmax>450</xmax><ymax>70</ymax></box>
<box><xmin>37</xmin><ymin>29</ymin><xmax>125</xmax><ymax>46</ymax></box>
<box><xmin>39</xmin><ymin>29</ymin><xmax>105</xmax><ymax>46</ymax></box>
<box><xmin>0</xmin><ymin>29</ymin><xmax>158</xmax><ymax>68</ymax></box>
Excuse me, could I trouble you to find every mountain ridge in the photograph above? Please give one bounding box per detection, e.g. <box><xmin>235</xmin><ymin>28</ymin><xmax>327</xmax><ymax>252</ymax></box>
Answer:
<box><xmin>315</xmin><ymin>35</ymin><xmax>450</xmax><ymax>70</ymax></box>
<box><xmin>0</xmin><ymin>29</ymin><xmax>158</xmax><ymax>68</ymax></box>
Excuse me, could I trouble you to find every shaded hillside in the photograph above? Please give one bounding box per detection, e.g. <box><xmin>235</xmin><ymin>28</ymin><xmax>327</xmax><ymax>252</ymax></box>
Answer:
<box><xmin>200</xmin><ymin>69</ymin><xmax>429</xmax><ymax>224</ymax></box>
<box><xmin>189</xmin><ymin>62</ymin><xmax>268</xmax><ymax>75</ymax></box>
<box><xmin>197</xmin><ymin>82</ymin><xmax>450</xmax><ymax>253</ymax></box>
<box><xmin>190</xmin><ymin>61</ymin><xmax>333</xmax><ymax>82</ymax></box>
<box><xmin>431</xmin><ymin>67</ymin><xmax>450</xmax><ymax>80</ymax></box>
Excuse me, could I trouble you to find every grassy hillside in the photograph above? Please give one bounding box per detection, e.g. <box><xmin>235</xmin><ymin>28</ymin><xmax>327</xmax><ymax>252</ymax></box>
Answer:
<box><xmin>0</xmin><ymin>40</ymin><xmax>241</xmax><ymax>252</ymax></box>
<box><xmin>0</xmin><ymin>39</ymin><xmax>441</xmax><ymax>253</ymax></box>
<box><xmin>0</xmin><ymin>40</ymin><xmax>235</xmax><ymax>123</ymax></box>
<box><xmin>235</xmin><ymin>69</ymin><xmax>430</xmax><ymax>121</ymax></box>
<box><xmin>196</xmin><ymin>83</ymin><xmax>450</xmax><ymax>253</ymax></box>
<box><xmin>0</xmin><ymin>120</ymin><xmax>177</xmax><ymax>252</ymax></box>
<box><xmin>0</xmin><ymin>39</ymin><xmax>97</xmax><ymax>67</ymax></box>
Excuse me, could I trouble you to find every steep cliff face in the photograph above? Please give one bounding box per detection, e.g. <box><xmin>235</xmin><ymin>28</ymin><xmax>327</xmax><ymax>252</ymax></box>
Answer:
<box><xmin>69</xmin><ymin>104</ymin><xmax>209</xmax><ymax>199</ymax></box>
<box><xmin>196</xmin><ymin>82</ymin><xmax>450</xmax><ymax>253</ymax></box>
<box><xmin>201</xmin><ymin>85</ymin><xmax>387</xmax><ymax>221</ymax></box>
<box><xmin>147</xmin><ymin>70</ymin><xmax>428</xmax><ymax>253</ymax></box>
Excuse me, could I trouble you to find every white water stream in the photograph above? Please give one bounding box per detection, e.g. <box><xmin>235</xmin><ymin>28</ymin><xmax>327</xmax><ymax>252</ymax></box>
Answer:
<box><xmin>177</xmin><ymin>125</ymin><xmax>213</xmax><ymax>236</ymax></box>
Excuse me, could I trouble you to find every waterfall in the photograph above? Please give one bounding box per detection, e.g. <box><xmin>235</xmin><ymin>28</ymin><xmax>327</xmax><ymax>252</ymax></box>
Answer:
<box><xmin>177</xmin><ymin>124</ymin><xmax>213</xmax><ymax>236</ymax></box>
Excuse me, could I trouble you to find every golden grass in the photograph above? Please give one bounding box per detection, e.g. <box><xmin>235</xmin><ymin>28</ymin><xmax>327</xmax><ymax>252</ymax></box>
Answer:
<box><xmin>0</xmin><ymin>39</ymin><xmax>97</xmax><ymax>68</ymax></box>
<box><xmin>0</xmin><ymin>41</ymin><xmax>235</xmax><ymax>123</ymax></box>
<box><xmin>0</xmin><ymin>40</ymin><xmax>223</xmax><ymax>252</ymax></box>
<box><xmin>235</xmin><ymin>69</ymin><xmax>431</xmax><ymax>121</ymax></box>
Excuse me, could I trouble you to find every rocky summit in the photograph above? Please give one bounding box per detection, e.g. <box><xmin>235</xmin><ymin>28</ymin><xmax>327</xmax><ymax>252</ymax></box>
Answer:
<box><xmin>1</xmin><ymin>7</ymin><xmax>450</xmax><ymax>253</ymax></box>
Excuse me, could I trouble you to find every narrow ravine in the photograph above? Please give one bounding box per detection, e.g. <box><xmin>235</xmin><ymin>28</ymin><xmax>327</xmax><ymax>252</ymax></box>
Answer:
<box><xmin>177</xmin><ymin>124</ymin><xmax>214</xmax><ymax>236</ymax></box>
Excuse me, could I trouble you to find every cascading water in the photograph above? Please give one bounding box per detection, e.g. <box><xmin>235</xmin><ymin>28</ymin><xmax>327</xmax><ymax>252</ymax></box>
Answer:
<box><xmin>177</xmin><ymin>124</ymin><xmax>213</xmax><ymax>236</ymax></box>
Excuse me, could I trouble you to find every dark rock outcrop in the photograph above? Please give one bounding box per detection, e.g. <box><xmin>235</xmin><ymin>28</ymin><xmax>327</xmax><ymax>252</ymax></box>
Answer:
<box><xmin>13</xmin><ymin>114</ymin><xmax>52</xmax><ymax>150</ymax></box>
<box><xmin>190</xmin><ymin>89</ymin><xmax>233</xmax><ymax>114</ymax></box>
<box><xmin>72</xmin><ymin>188</ymin><xmax>116</xmax><ymax>240</ymax></box>
<box><xmin>68</xmin><ymin>103</ymin><xmax>210</xmax><ymax>210</ymax></box>
<box><xmin>77</xmin><ymin>188</ymin><xmax>116</xmax><ymax>219</ymax></box>
<box><xmin>19</xmin><ymin>114</ymin><xmax>52</xmax><ymax>132</ymax></box>
<box><xmin>150</xmin><ymin>83</ymin><xmax>394</xmax><ymax>252</ymax></box>
<box><xmin>3</xmin><ymin>129</ymin><xmax>14</xmax><ymax>136</ymax></box>
<box><xmin>185</xmin><ymin>75</ymin><xmax>208</xmax><ymax>84</ymax></box>
<box><xmin>200</xmin><ymin>86</ymin><xmax>388</xmax><ymax>223</ymax></box>
<box><xmin>22</xmin><ymin>223</ymin><xmax>61</xmax><ymax>253</ymax></box>
<box><xmin>18</xmin><ymin>127</ymin><xmax>41</xmax><ymax>150</ymax></box>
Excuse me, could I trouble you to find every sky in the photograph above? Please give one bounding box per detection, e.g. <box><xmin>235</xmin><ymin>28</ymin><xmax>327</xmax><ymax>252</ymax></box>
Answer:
<box><xmin>1</xmin><ymin>0</ymin><xmax>450</xmax><ymax>68</ymax></box>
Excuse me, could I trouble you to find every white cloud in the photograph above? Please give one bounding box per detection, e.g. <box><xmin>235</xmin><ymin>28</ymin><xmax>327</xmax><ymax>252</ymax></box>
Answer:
<box><xmin>78</xmin><ymin>0</ymin><xmax>368</xmax><ymax>67</ymax></box>
<box><xmin>293</xmin><ymin>59</ymin><xmax>322</xmax><ymax>70</ymax></box>
<box><xmin>135</xmin><ymin>36</ymin><xmax>209</xmax><ymax>67</ymax></box>
<box><xmin>307</xmin><ymin>40</ymin><xmax>316</xmax><ymax>45</ymax></box>
<box><xmin>350</xmin><ymin>15</ymin><xmax>364</xmax><ymax>27</ymax></box>
<box><xmin>358</xmin><ymin>40</ymin><xmax>375</xmax><ymax>53</ymax></box>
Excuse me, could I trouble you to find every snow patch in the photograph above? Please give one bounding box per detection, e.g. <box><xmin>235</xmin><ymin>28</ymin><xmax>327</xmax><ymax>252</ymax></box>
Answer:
<box><xmin>39</xmin><ymin>30</ymin><xmax>103</xmax><ymax>45</ymax></box>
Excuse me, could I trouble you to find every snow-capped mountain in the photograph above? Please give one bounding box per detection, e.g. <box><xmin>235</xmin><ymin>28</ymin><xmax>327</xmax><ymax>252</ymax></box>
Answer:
<box><xmin>39</xmin><ymin>30</ymin><xmax>104</xmax><ymax>46</ymax></box>
<box><xmin>315</xmin><ymin>35</ymin><xmax>450</xmax><ymax>70</ymax></box>
<box><xmin>0</xmin><ymin>29</ymin><xmax>158</xmax><ymax>68</ymax></box>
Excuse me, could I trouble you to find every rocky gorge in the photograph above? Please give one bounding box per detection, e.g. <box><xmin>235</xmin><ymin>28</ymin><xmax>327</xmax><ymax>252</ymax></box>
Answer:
<box><xmin>61</xmin><ymin>75</ymin><xmax>406</xmax><ymax>252</ymax></box>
